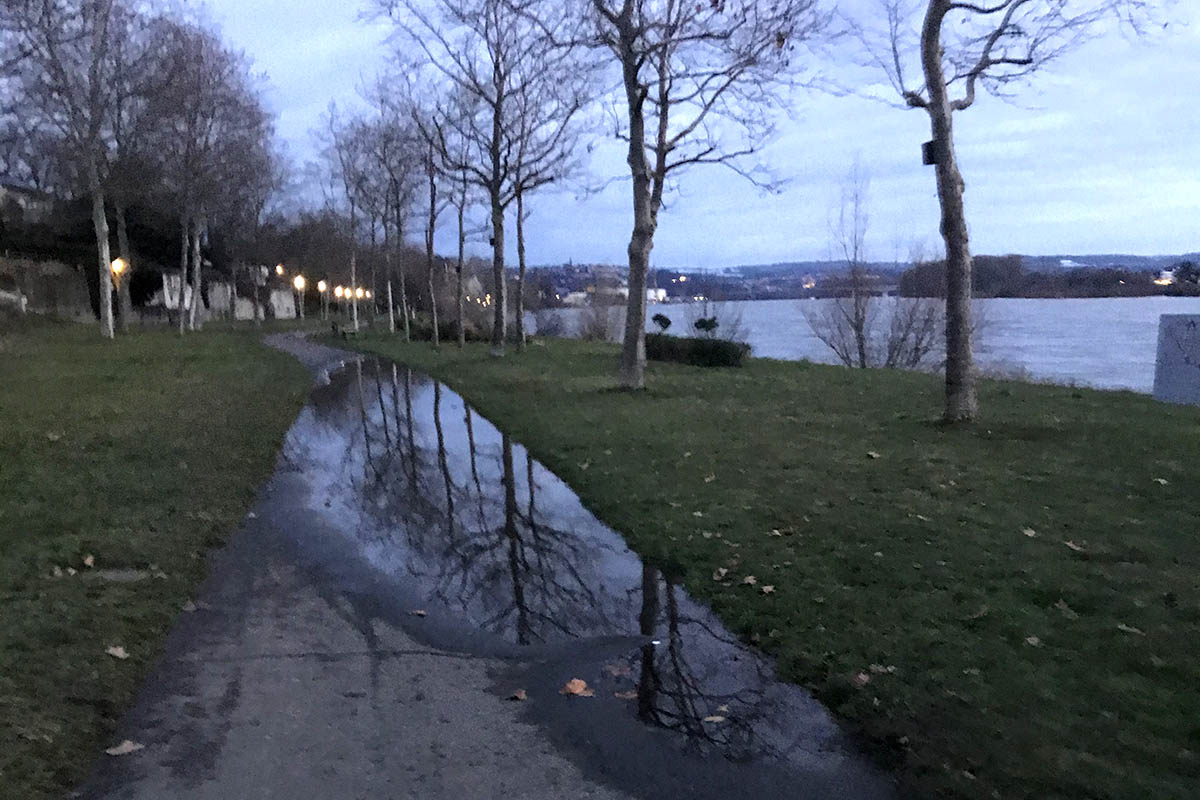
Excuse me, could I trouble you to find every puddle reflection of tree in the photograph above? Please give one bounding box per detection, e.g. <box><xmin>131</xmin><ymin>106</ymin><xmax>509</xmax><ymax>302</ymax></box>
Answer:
<box><xmin>633</xmin><ymin>565</ymin><xmax>779</xmax><ymax>760</ymax></box>
<box><xmin>344</xmin><ymin>362</ymin><xmax>798</xmax><ymax>761</ymax></box>
<box><xmin>351</xmin><ymin>367</ymin><xmax>614</xmax><ymax>644</ymax></box>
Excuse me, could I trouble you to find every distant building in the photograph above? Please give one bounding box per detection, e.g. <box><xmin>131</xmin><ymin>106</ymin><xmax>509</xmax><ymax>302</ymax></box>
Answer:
<box><xmin>0</xmin><ymin>179</ymin><xmax>54</xmax><ymax>226</ymax></box>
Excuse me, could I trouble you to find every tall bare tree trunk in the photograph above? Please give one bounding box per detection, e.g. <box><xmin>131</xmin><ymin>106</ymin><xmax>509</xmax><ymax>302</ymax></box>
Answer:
<box><xmin>177</xmin><ymin>215</ymin><xmax>189</xmax><ymax>335</ymax></box>
<box><xmin>619</xmin><ymin>55</ymin><xmax>653</xmax><ymax>388</ymax></box>
<box><xmin>188</xmin><ymin>215</ymin><xmax>202</xmax><ymax>331</ymax></box>
<box><xmin>114</xmin><ymin>202</ymin><xmax>133</xmax><ymax>333</ymax></box>
<box><xmin>515</xmin><ymin>188</ymin><xmax>527</xmax><ymax>351</ymax></box>
<box><xmin>921</xmin><ymin>0</ymin><xmax>977</xmax><ymax>422</ymax></box>
<box><xmin>489</xmin><ymin>191</ymin><xmax>506</xmax><ymax>357</ymax></box>
<box><xmin>426</xmin><ymin>149</ymin><xmax>440</xmax><ymax>348</ymax></box>
<box><xmin>387</xmin><ymin>277</ymin><xmax>396</xmax><ymax>334</ymax></box>
<box><xmin>229</xmin><ymin>263</ymin><xmax>238</xmax><ymax>320</ymax></box>
<box><xmin>350</xmin><ymin>198</ymin><xmax>359</xmax><ymax>332</ymax></box>
<box><xmin>87</xmin><ymin>167</ymin><xmax>114</xmax><ymax>340</ymax></box>
<box><xmin>456</xmin><ymin>183</ymin><xmax>466</xmax><ymax>349</ymax></box>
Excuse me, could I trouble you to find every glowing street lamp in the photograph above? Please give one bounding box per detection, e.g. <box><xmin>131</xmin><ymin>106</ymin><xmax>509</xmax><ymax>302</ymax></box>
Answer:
<box><xmin>292</xmin><ymin>275</ymin><xmax>306</xmax><ymax>320</ymax></box>
<box><xmin>316</xmin><ymin>280</ymin><xmax>329</xmax><ymax>319</ymax></box>
<box><xmin>355</xmin><ymin>287</ymin><xmax>365</xmax><ymax>300</ymax></box>
<box><xmin>110</xmin><ymin>258</ymin><xmax>128</xmax><ymax>289</ymax></box>
<box><xmin>334</xmin><ymin>286</ymin><xmax>344</xmax><ymax>298</ymax></box>
<box><xmin>275</xmin><ymin>264</ymin><xmax>285</xmax><ymax>276</ymax></box>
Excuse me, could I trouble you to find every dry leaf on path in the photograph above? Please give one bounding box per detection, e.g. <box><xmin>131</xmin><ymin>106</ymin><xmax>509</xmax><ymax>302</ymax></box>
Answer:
<box><xmin>181</xmin><ymin>601</ymin><xmax>198</xmax><ymax>613</ymax></box>
<box><xmin>105</xmin><ymin>740</ymin><xmax>144</xmax><ymax>756</ymax></box>
<box><xmin>408</xmin><ymin>609</ymin><xmax>427</xmax><ymax>617</ymax></box>
<box><xmin>560</xmin><ymin>678</ymin><xmax>594</xmax><ymax>697</ymax></box>
<box><xmin>614</xmin><ymin>690</ymin><xmax>638</xmax><ymax>700</ymax></box>
<box><xmin>703</xmin><ymin>715</ymin><xmax>727</xmax><ymax>723</ymax></box>
<box><xmin>603</xmin><ymin>662</ymin><xmax>633</xmax><ymax>678</ymax></box>
<box><xmin>105</xmin><ymin>646</ymin><xmax>129</xmax><ymax>660</ymax></box>
<box><xmin>508</xmin><ymin>689</ymin><xmax>527</xmax><ymax>702</ymax></box>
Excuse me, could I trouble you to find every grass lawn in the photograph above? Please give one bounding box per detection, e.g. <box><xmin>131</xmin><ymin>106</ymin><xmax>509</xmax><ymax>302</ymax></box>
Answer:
<box><xmin>344</xmin><ymin>334</ymin><xmax>1200</xmax><ymax>800</ymax></box>
<box><xmin>0</xmin><ymin>315</ymin><xmax>311</xmax><ymax>799</ymax></box>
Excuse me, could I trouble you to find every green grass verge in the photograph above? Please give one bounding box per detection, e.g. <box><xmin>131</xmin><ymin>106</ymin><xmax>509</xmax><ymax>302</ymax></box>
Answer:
<box><xmin>343</xmin><ymin>334</ymin><xmax>1200</xmax><ymax>800</ymax></box>
<box><xmin>0</xmin><ymin>315</ymin><xmax>311</xmax><ymax>799</ymax></box>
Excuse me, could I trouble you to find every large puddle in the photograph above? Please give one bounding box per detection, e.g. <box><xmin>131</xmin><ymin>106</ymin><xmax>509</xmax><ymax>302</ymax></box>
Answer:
<box><xmin>274</xmin><ymin>357</ymin><xmax>892</xmax><ymax>798</ymax></box>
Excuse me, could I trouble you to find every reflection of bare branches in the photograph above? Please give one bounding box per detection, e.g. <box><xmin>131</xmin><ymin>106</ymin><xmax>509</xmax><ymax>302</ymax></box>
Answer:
<box><xmin>297</xmin><ymin>359</ymin><xmax>843</xmax><ymax>767</ymax></box>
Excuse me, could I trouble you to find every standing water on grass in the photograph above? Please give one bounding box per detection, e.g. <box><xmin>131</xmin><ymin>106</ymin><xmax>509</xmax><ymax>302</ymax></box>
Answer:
<box><xmin>277</xmin><ymin>357</ymin><xmax>891</xmax><ymax>798</ymax></box>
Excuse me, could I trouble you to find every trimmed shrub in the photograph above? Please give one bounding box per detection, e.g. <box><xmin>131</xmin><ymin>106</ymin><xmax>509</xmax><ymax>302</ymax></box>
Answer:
<box><xmin>645</xmin><ymin>332</ymin><xmax>751</xmax><ymax>367</ymax></box>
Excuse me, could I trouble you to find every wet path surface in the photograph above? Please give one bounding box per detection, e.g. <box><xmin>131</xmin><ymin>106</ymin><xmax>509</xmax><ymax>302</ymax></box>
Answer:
<box><xmin>76</xmin><ymin>333</ymin><xmax>893</xmax><ymax>800</ymax></box>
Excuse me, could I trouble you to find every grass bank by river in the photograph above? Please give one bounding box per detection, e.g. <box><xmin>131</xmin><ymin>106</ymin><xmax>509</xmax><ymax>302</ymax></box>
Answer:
<box><xmin>0</xmin><ymin>316</ymin><xmax>311</xmax><ymax>799</ymax></box>
<box><xmin>345</xmin><ymin>334</ymin><xmax>1200</xmax><ymax>800</ymax></box>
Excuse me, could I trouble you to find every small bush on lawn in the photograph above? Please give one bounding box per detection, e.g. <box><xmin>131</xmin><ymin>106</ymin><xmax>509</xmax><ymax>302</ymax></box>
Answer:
<box><xmin>645</xmin><ymin>332</ymin><xmax>750</xmax><ymax>367</ymax></box>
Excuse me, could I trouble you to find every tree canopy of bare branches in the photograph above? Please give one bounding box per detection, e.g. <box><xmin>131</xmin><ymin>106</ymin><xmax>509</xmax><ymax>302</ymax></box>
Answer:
<box><xmin>377</xmin><ymin>0</ymin><xmax>591</xmax><ymax>356</ymax></box>
<box><xmin>856</xmin><ymin>0</ymin><xmax>1157</xmax><ymax>420</ymax></box>
<box><xmin>580</xmin><ymin>0</ymin><xmax>830</xmax><ymax>389</ymax></box>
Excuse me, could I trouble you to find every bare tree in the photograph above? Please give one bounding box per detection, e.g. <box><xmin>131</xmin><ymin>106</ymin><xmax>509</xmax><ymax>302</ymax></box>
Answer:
<box><xmin>803</xmin><ymin>162</ymin><xmax>874</xmax><ymax>368</ymax></box>
<box><xmin>586</xmin><ymin>0</ymin><xmax>829</xmax><ymax>389</ymax></box>
<box><xmin>3</xmin><ymin>0</ymin><xmax>134</xmax><ymax>338</ymax></box>
<box><xmin>149</xmin><ymin>19</ymin><xmax>271</xmax><ymax>332</ymax></box>
<box><xmin>379</xmin><ymin>0</ymin><xmax>589</xmax><ymax>356</ymax></box>
<box><xmin>804</xmin><ymin>163</ymin><xmax>943</xmax><ymax>370</ymax></box>
<box><xmin>861</xmin><ymin>0</ymin><xmax>1156</xmax><ymax>420</ymax></box>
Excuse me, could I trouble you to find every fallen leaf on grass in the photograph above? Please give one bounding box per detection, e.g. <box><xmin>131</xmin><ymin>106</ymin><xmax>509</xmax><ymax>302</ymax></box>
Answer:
<box><xmin>408</xmin><ymin>609</ymin><xmax>427</xmax><ymax>617</ymax></box>
<box><xmin>868</xmin><ymin>664</ymin><xmax>897</xmax><ymax>675</ymax></box>
<box><xmin>712</xmin><ymin>567</ymin><xmax>729</xmax><ymax>581</ymax></box>
<box><xmin>1024</xmin><ymin>636</ymin><xmax>1042</xmax><ymax>647</ymax></box>
<box><xmin>1152</xmin><ymin>477</ymin><xmax>1169</xmax><ymax>486</ymax></box>
<box><xmin>105</xmin><ymin>646</ymin><xmax>129</xmax><ymax>660</ymax></box>
<box><xmin>703</xmin><ymin>715</ymin><xmax>727</xmax><ymax>723</ymax></box>
<box><xmin>854</xmin><ymin>672</ymin><xmax>871</xmax><ymax>687</ymax></box>
<box><xmin>1054</xmin><ymin>599</ymin><xmax>1079</xmax><ymax>620</ymax></box>
<box><xmin>578</xmin><ymin>462</ymin><xmax>590</xmax><ymax>471</ymax></box>
<box><xmin>1022</xmin><ymin>528</ymin><xmax>1038</xmax><ymax>538</ymax></box>
<box><xmin>83</xmin><ymin>554</ymin><xmax>95</xmax><ymax>568</ymax></box>
<box><xmin>560</xmin><ymin>679</ymin><xmax>594</xmax><ymax>697</ymax></box>
<box><xmin>704</xmin><ymin>474</ymin><xmax>716</xmax><ymax>483</ymax></box>
<box><xmin>46</xmin><ymin>431</ymin><xmax>62</xmax><ymax>442</ymax></box>
<box><xmin>767</xmin><ymin>529</ymin><xmax>782</xmax><ymax>537</ymax></box>
<box><xmin>105</xmin><ymin>740</ymin><xmax>144</xmax><ymax>756</ymax></box>
<box><xmin>761</xmin><ymin>585</ymin><xmax>776</xmax><ymax>595</ymax></box>
<box><xmin>51</xmin><ymin>566</ymin><xmax>63</xmax><ymax>578</ymax></box>
<box><xmin>1063</xmin><ymin>540</ymin><xmax>1086</xmax><ymax>553</ymax></box>
<box><xmin>66</xmin><ymin>567</ymin><xmax>77</xmax><ymax>576</ymax></box>
<box><xmin>508</xmin><ymin>689</ymin><xmax>527</xmax><ymax>702</ymax></box>
<box><xmin>182</xmin><ymin>601</ymin><xmax>198</xmax><ymax>613</ymax></box>
<box><xmin>692</xmin><ymin>511</ymin><xmax>704</xmax><ymax>518</ymax></box>
<box><xmin>741</xmin><ymin>575</ymin><xmax>758</xmax><ymax>586</ymax></box>
<box><xmin>1117</xmin><ymin>623</ymin><xmax>1145</xmax><ymax>636</ymax></box>
<box><xmin>866</xmin><ymin>451</ymin><xmax>881</xmax><ymax>460</ymax></box>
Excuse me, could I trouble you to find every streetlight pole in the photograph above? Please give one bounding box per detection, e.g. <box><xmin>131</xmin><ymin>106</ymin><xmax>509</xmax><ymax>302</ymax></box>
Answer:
<box><xmin>293</xmin><ymin>275</ymin><xmax>306</xmax><ymax>320</ymax></box>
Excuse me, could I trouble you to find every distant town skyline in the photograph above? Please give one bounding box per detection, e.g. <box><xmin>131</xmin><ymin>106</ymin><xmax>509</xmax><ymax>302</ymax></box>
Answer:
<box><xmin>208</xmin><ymin>1</ymin><xmax>1200</xmax><ymax>270</ymax></box>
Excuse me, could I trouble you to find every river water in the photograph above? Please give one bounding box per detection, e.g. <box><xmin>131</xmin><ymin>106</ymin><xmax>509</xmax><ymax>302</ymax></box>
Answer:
<box><xmin>543</xmin><ymin>297</ymin><xmax>1200</xmax><ymax>393</ymax></box>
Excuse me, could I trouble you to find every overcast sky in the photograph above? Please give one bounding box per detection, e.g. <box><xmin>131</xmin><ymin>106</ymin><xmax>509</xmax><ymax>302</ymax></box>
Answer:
<box><xmin>205</xmin><ymin>1</ymin><xmax>1199</xmax><ymax>270</ymax></box>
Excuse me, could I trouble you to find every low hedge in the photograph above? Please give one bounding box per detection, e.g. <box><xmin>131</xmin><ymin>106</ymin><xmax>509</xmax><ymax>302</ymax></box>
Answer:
<box><xmin>645</xmin><ymin>332</ymin><xmax>751</xmax><ymax>367</ymax></box>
